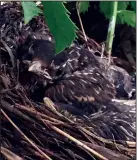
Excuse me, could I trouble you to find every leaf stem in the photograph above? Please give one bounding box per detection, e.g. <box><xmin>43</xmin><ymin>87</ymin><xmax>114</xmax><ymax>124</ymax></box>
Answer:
<box><xmin>105</xmin><ymin>1</ymin><xmax>118</xmax><ymax>65</ymax></box>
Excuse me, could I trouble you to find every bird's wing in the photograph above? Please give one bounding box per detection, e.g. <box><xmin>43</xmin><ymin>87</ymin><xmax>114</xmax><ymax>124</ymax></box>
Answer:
<box><xmin>45</xmin><ymin>66</ymin><xmax>116</xmax><ymax>104</ymax></box>
<box><xmin>52</xmin><ymin>47</ymin><xmax>100</xmax><ymax>75</ymax></box>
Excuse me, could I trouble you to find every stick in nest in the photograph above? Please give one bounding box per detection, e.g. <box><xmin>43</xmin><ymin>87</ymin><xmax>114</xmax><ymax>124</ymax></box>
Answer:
<box><xmin>1</xmin><ymin>147</ymin><xmax>23</xmax><ymax>160</ymax></box>
<box><xmin>1</xmin><ymin>109</ymin><xmax>52</xmax><ymax>160</ymax></box>
<box><xmin>76</xmin><ymin>2</ymin><xmax>90</xmax><ymax>51</ymax></box>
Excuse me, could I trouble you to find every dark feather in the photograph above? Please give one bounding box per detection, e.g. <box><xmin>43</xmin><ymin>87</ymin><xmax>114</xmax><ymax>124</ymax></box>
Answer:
<box><xmin>45</xmin><ymin>47</ymin><xmax>116</xmax><ymax>104</ymax></box>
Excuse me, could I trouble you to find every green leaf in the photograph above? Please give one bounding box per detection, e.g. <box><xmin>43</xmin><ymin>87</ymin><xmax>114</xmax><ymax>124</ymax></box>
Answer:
<box><xmin>79</xmin><ymin>2</ymin><xmax>90</xmax><ymax>13</ymax></box>
<box><xmin>117</xmin><ymin>2</ymin><xmax>129</xmax><ymax>11</ymax></box>
<box><xmin>99</xmin><ymin>1</ymin><xmax>129</xmax><ymax>19</ymax></box>
<box><xmin>21</xmin><ymin>2</ymin><xmax>41</xmax><ymax>24</ymax></box>
<box><xmin>99</xmin><ymin>2</ymin><xmax>135</xmax><ymax>25</ymax></box>
<box><xmin>100</xmin><ymin>2</ymin><xmax>115</xmax><ymax>19</ymax></box>
<box><xmin>116</xmin><ymin>2</ymin><xmax>130</xmax><ymax>24</ymax></box>
<box><xmin>131</xmin><ymin>1</ymin><xmax>136</xmax><ymax>11</ymax></box>
<box><xmin>42</xmin><ymin>2</ymin><xmax>78</xmax><ymax>54</ymax></box>
<box><xmin>118</xmin><ymin>10</ymin><xmax>136</xmax><ymax>27</ymax></box>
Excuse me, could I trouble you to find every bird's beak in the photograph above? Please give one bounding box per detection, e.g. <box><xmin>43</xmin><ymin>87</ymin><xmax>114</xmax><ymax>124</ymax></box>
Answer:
<box><xmin>28</xmin><ymin>61</ymin><xmax>52</xmax><ymax>80</ymax></box>
<box><xmin>28</xmin><ymin>61</ymin><xmax>42</xmax><ymax>73</ymax></box>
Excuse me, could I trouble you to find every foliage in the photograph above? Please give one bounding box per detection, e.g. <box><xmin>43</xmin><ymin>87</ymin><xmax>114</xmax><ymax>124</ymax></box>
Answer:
<box><xmin>117</xmin><ymin>1</ymin><xmax>130</xmax><ymax>11</ymax></box>
<box><xmin>99</xmin><ymin>1</ymin><xmax>136</xmax><ymax>27</ymax></box>
<box><xmin>131</xmin><ymin>1</ymin><xmax>136</xmax><ymax>12</ymax></box>
<box><xmin>79</xmin><ymin>2</ymin><xmax>90</xmax><ymax>13</ymax></box>
<box><xmin>22</xmin><ymin>1</ymin><xmax>77</xmax><ymax>54</ymax></box>
<box><xmin>99</xmin><ymin>1</ymin><xmax>129</xmax><ymax>19</ymax></box>
<box><xmin>118</xmin><ymin>10</ymin><xmax>136</xmax><ymax>27</ymax></box>
<box><xmin>21</xmin><ymin>2</ymin><xmax>41</xmax><ymax>24</ymax></box>
<box><xmin>42</xmin><ymin>2</ymin><xmax>77</xmax><ymax>54</ymax></box>
<box><xmin>21</xmin><ymin>1</ymin><xmax>136</xmax><ymax>55</ymax></box>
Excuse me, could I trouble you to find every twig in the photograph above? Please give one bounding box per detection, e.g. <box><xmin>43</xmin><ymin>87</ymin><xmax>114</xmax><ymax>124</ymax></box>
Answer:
<box><xmin>1</xmin><ymin>109</ymin><xmax>52</xmax><ymax>160</ymax></box>
<box><xmin>78</xmin><ymin>30</ymin><xmax>101</xmax><ymax>50</ymax></box>
<box><xmin>100</xmin><ymin>43</ymin><xmax>105</xmax><ymax>62</ymax></box>
<box><xmin>80</xmin><ymin>141</ymin><xmax>129</xmax><ymax>160</ymax></box>
<box><xmin>1</xmin><ymin>100</ymin><xmax>35</xmax><ymax>123</ymax></box>
<box><xmin>1</xmin><ymin>39</ymin><xmax>15</xmax><ymax>68</ymax></box>
<box><xmin>15</xmin><ymin>103</ymin><xmax>65</xmax><ymax>124</ymax></box>
<box><xmin>126</xmin><ymin>141</ymin><xmax>136</xmax><ymax>148</ymax></box>
<box><xmin>50</xmin><ymin>125</ymin><xmax>108</xmax><ymax>160</ymax></box>
<box><xmin>43</xmin><ymin>97</ymin><xmax>74</xmax><ymax>123</ymax></box>
<box><xmin>1</xmin><ymin>147</ymin><xmax>23</xmax><ymax>160</ymax></box>
<box><xmin>76</xmin><ymin>2</ymin><xmax>90</xmax><ymax>51</ymax></box>
<box><xmin>80</xmin><ymin>127</ymin><xmax>134</xmax><ymax>152</ymax></box>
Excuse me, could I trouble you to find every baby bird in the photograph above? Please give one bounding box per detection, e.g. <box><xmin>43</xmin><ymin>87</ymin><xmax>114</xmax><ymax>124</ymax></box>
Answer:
<box><xmin>17</xmin><ymin>38</ymin><xmax>116</xmax><ymax>107</ymax></box>
<box><xmin>17</xmin><ymin>37</ymin><xmax>135</xmax><ymax>142</ymax></box>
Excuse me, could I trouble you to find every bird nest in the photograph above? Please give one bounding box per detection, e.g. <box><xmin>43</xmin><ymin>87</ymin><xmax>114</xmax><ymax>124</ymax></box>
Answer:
<box><xmin>1</xmin><ymin>2</ymin><xmax>136</xmax><ymax>160</ymax></box>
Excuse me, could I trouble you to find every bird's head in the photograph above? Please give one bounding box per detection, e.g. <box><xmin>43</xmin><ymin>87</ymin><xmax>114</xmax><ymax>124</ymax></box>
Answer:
<box><xmin>28</xmin><ymin>59</ymin><xmax>52</xmax><ymax>81</ymax></box>
<box><xmin>19</xmin><ymin>39</ymin><xmax>56</xmax><ymax>84</ymax></box>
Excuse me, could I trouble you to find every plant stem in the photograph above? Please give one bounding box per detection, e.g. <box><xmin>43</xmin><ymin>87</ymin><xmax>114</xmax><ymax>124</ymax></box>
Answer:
<box><xmin>76</xmin><ymin>2</ymin><xmax>90</xmax><ymax>51</ymax></box>
<box><xmin>106</xmin><ymin>1</ymin><xmax>118</xmax><ymax>65</ymax></box>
